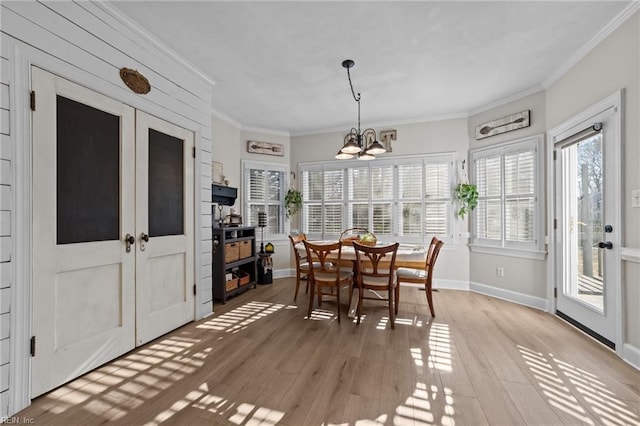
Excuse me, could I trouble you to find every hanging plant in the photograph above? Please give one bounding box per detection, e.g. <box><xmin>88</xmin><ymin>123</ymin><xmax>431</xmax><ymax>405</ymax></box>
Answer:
<box><xmin>285</xmin><ymin>188</ymin><xmax>302</xmax><ymax>218</ymax></box>
<box><xmin>455</xmin><ymin>183</ymin><xmax>478</xmax><ymax>218</ymax></box>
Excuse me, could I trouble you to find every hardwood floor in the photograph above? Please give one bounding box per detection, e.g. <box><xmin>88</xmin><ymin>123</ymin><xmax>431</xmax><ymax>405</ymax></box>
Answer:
<box><xmin>17</xmin><ymin>278</ymin><xmax>640</xmax><ymax>425</ymax></box>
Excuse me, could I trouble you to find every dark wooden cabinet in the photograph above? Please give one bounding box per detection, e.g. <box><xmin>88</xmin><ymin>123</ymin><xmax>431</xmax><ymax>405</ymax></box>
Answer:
<box><xmin>212</xmin><ymin>226</ymin><xmax>257</xmax><ymax>303</ymax></box>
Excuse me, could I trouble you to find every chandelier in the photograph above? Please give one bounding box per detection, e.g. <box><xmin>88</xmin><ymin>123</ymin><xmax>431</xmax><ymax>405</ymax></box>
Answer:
<box><xmin>335</xmin><ymin>59</ymin><xmax>386</xmax><ymax>160</ymax></box>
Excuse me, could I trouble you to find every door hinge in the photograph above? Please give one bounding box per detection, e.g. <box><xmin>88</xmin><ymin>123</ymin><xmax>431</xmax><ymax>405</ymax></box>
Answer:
<box><xmin>193</xmin><ymin>284</ymin><xmax>197</xmax><ymax>295</ymax></box>
<box><xmin>554</xmin><ymin>288</ymin><xmax>557</xmax><ymax>298</ymax></box>
<box><xmin>192</xmin><ymin>147</ymin><xmax>196</xmax><ymax>158</ymax></box>
<box><xmin>30</xmin><ymin>336</ymin><xmax>36</xmax><ymax>356</ymax></box>
<box><xmin>30</xmin><ymin>91</ymin><xmax>36</xmax><ymax>111</ymax></box>
<box><xmin>554</xmin><ymin>219</ymin><xmax>557</xmax><ymax>229</ymax></box>
<box><xmin>553</xmin><ymin>150</ymin><xmax>557</xmax><ymax>160</ymax></box>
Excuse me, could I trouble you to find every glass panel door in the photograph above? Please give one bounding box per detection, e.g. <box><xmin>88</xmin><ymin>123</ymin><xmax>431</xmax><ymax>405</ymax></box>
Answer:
<box><xmin>560</xmin><ymin>134</ymin><xmax>604</xmax><ymax>312</ymax></box>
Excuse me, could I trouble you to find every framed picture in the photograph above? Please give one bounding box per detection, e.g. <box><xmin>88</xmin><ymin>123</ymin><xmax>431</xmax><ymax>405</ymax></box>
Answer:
<box><xmin>475</xmin><ymin>110</ymin><xmax>530</xmax><ymax>140</ymax></box>
<box><xmin>211</xmin><ymin>161</ymin><xmax>224</xmax><ymax>184</ymax></box>
<box><xmin>380</xmin><ymin>130</ymin><xmax>396</xmax><ymax>152</ymax></box>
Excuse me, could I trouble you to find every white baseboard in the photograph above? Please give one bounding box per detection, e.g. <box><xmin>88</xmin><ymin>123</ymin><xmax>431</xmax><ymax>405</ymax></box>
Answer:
<box><xmin>622</xmin><ymin>343</ymin><xmax>640</xmax><ymax>370</ymax></box>
<box><xmin>469</xmin><ymin>281</ymin><xmax>548</xmax><ymax>311</ymax></box>
<box><xmin>273</xmin><ymin>268</ymin><xmax>294</xmax><ymax>279</ymax></box>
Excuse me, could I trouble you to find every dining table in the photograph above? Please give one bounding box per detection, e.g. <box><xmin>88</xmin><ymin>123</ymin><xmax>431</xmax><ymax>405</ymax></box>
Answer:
<box><xmin>296</xmin><ymin>241</ymin><xmax>427</xmax><ymax>318</ymax></box>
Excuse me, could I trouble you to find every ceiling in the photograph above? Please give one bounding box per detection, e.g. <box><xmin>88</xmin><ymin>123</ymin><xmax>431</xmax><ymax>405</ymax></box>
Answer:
<box><xmin>110</xmin><ymin>1</ymin><xmax>631</xmax><ymax>135</ymax></box>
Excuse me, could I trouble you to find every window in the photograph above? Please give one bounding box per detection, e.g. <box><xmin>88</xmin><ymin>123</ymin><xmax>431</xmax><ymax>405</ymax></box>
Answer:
<box><xmin>300</xmin><ymin>154</ymin><xmax>454</xmax><ymax>243</ymax></box>
<box><xmin>243</xmin><ymin>161</ymin><xmax>287</xmax><ymax>238</ymax></box>
<box><xmin>470</xmin><ymin>135</ymin><xmax>544</xmax><ymax>257</ymax></box>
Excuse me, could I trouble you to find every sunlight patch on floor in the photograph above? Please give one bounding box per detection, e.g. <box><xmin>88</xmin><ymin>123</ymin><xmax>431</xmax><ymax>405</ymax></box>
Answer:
<box><xmin>197</xmin><ymin>301</ymin><xmax>288</xmax><ymax>333</ymax></box>
<box><xmin>518</xmin><ymin>344</ymin><xmax>640</xmax><ymax>426</ymax></box>
<box><xmin>428</xmin><ymin>323</ymin><xmax>452</xmax><ymax>372</ymax></box>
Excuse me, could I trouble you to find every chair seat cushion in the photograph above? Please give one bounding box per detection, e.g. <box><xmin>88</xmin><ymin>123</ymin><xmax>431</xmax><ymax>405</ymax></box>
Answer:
<box><xmin>361</xmin><ymin>275</ymin><xmax>396</xmax><ymax>287</ymax></box>
<box><xmin>299</xmin><ymin>262</ymin><xmax>331</xmax><ymax>271</ymax></box>
<box><xmin>314</xmin><ymin>270</ymin><xmax>352</xmax><ymax>283</ymax></box>
<box><xmin>396</xmin><ymin>267</ymin><xmax>427</xmax><ymax>280</ymax></box>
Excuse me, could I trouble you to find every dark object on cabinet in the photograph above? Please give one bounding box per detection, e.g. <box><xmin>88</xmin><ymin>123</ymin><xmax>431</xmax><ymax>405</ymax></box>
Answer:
<box><xmin>213</xmin><ymin>226</ymin><xmax>257</xmax><ymax>303</ymax></box>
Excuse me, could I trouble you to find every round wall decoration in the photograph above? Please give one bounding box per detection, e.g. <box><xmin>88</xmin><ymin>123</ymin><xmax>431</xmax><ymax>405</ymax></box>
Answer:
<box><xmin>119</xmin><ymin>67</ymin><xmax>151</xmax><ymax>94</ymax></box>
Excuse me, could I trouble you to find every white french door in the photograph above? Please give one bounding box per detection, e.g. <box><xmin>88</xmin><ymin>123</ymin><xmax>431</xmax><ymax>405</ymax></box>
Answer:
<box><xmin>135</xmin><ymin>111</ymin><xmax>194</xmax><ymax>346</ymax></box>
<box><xmin>553</xmin><ymin>100</ymin><xmax>621</xmax><ymax>349</ymax></box>
<box><xmin>31</xmin><ymin>68</ymin><xmax>194</xmax><ymax>397</ymax></box>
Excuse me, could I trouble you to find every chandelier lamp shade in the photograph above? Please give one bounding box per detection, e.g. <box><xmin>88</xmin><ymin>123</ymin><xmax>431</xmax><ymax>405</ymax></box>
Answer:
<box><xmin>336</xmin><ymin>59</ymin><xmax>386</xmax><ymax>160</ymax></box>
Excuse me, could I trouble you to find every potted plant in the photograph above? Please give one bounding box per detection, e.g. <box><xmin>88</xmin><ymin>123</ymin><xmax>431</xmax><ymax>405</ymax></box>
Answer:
<box><xmin>454</xmin><ymin>182</ymin><xmax>478</xmax><ymax>218</ymax></box>
<box><xmin>285</xmin><ymin>188</ymin><xmax>302</xmax><ymax>218</ymax></box>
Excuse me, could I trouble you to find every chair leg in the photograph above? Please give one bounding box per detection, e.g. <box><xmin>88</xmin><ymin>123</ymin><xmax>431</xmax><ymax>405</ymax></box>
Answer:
<box><xmin>426</xmin><ymin>282</ymin><xmax>435</xmax><ymax>317</ymax></box>
<box><xmin>356</xmin><ymin>286</ymin><xmax>363</xmax><ymax>325</ymax></box>
<box><xmin>394</xmin><ymin>281</ymin><xmax>400</xmax><ymax>315</ymax></box>
<box><xmin>294</xmin><ymin>269</ymin><xmax>301</xmax><ymax>301</ymax></box>
<box><xmin>307</xmin><ymin>279</ymin><xmax>315</xmax><ymax>319</ymax></box>
<box><xmin>389</xmin><ymin>288</ymin><xmax>395</xmax><ymax>329</ymax></box>
<box><xmin>336</xmin><ymin>284</ymin><xmax>341</xmax><ymax>323</ymax></box>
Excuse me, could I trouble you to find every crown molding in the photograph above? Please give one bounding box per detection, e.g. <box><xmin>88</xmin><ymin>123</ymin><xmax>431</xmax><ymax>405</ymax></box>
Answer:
<box><xmin>241</xmin><ymin>125</ymin><xmax>290</xmax><ymax>138</ymax></box>
<box><xmin>290</xmin><ymin>112</ymin><xmax>469</xmax><ymax>137</ymax></box>
<box><xmin>543</xmin><ymin>1</ymin><xmax>640</xmax><ymax>89</ymax></box>
<box><xmin>210</xmin><ymin>106</ymin><xmax>243</xmax><ymax>130</ymax></box>
<box><xmin>98</xmin><ymin>1</ymin><xmax>216</xmax><ymax>87</ymax></box>
<box><xmin>468</xmin><ymin>85</ymin><xmax>544</xmax><ymax>117</ymax></box>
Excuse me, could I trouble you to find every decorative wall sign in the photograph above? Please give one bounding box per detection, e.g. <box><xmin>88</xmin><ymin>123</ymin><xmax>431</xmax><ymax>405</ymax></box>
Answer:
<box><xmin>211</xmin><ymin>161</ymin><xmax>224</xmax><ymax>184</ymax></box>
<box><xmin>119</xmin><ymin>68</ymin><xmax>151</xmax><ymax>94</ymax></box>
<box><xmin>247</xmin><ymin>140</ymin><xmax>284</xmax><ymax>156</ymax></box>
<box><xmin>380</xmin><ymin>129</ymin><xmax>397</xmax><ymax>152</ymax></box>
<box><xmin>475</xmin><ymin>110</ymin><xmax>530</xmax><ymax>140</ymax></box>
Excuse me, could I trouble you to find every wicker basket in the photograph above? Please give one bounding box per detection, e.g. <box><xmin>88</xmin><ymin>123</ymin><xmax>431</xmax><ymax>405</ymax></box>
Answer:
<box><xmin>225</xmin><ymin>274</ymin><xmax>239</xmax><ymax>291</ymax></box>
<box><xmin>237</xmin><ymin>270</ymin><xmax>251</xmax><ymax>286</ymax></box>
<box><xmin>239</xmin><ymin>240</ymin><xmax>252</xmax><ymax>259</ymax></box>
<box><xmin>340</xmin><ymin>228</ymin><xmax>377</xmax><ymax>246</ymax></box>
<box><xmin>225</xmin><ymin>242</ymin><xmax>239</xmax><ymax>263</ymax></box>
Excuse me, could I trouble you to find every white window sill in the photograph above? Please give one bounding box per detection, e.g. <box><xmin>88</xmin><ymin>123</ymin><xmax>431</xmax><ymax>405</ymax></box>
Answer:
<box><xmin>468</xmin><ymin>244</ymin><xmax>547</xmax><ymax>260</ymax></box>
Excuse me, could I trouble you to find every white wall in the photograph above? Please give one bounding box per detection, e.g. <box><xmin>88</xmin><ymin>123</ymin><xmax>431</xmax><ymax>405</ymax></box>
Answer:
<box><xmin>290</xmin><ymin>118</ymin><xmax>471</xmax><ymax>286</ymax></box>
<box><xmin>210</xmin><ymin>119</ymin><xmax>293</xmax><ymax>272</ymax></box>
<box><xmin>545</xmin><ymin>12</ymin><xmax>640</xmax><ymax>350</ymax></box>
<box><xmin>467</xmin><ymin>91</ymin><xmax>548</xmax><ymax>298</ymax></box>
<box><xmin>0</xmin><ymin>1</ymin><xmax>214</xmax><ymax>416</ymax></box>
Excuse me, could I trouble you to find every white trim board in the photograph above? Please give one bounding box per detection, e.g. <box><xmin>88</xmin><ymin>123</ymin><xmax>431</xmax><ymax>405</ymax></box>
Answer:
<box><xmin>469</xmin><ymin>281</ymin><xmax>548</xmax><ymax>311</ymax></box>
<box><xmin>622</xmin><ymin>344</ymin><xmax>640</xmax><ymax>370</ymax></box>
<box><xmin>621</xmin><ymin>247</ymin><xmax>640</xmax><ymax>263</ymax></box>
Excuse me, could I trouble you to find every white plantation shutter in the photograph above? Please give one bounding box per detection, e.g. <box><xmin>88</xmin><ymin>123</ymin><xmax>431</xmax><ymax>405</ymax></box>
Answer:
<box><xmin>475</xmin><ymin>154</ymin><xmax>502</xmax><ymax>241</ymax></box>
<box><xmin>471</xmin><ymin>136</ymin><xmax>542</xmax><ymax>252</ymax></box>
<box><xmin>300</xmin><ymin>153</ymin><xmax>455</xmax><ymax>243</ymax></box>
<box><xmin>243</xmin><ymin>162</ymin><xmax>286</xmax><ymax>237</ymax></box>
<box><xmin>424</xmin><ymin>160</ymin><xmax>452</xmax><ymax>236</ymax></box>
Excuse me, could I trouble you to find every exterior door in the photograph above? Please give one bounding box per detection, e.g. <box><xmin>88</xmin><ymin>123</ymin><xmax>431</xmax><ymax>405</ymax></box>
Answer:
<box><xmin>31</xmin><ymin>69</ymin><xmax>195</xmax><ymax>396</ymax></box>
<box><xmin>134</xmin><ymin>111</ymin><xmax>194</xmax><ymax>345</ymax></box>
<box><xmin>554</xmin><ymin>105</ymin><xmax>620</xmax><ymax>348</ymax></box>
<box><xmin>31</xmin><ymin>67</ymin><xmax>136</xmax><ymax>397</ymax></box>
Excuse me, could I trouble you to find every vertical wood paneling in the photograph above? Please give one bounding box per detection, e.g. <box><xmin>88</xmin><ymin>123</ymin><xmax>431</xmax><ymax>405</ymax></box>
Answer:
<box><xmin>0</xmin><ymin>135</ymin><xmax>11</xmax><ymax>160</ymax></box>
<box><xmin>0</xmin><ymin>186</ymin><xmax>9</xmax><ymax>210</ymax></box>
<box><xmin>0</xmin><ymin>110</ymin><xmax>9</xmax><ymax>135</ymax></box>
<box><xmin>0</xmin><ymin>212</ymin><xmax>8</xmax><ymax>237</ymax></box>
<box><xmin>0</xmin><ymin>364</ymin><xmax>8</xmax><ymax>392</ymax></box>
<box><xmin>0</xmin><ymin>237</ymin><xmax>10</xmax><ymax>262</ymax></box>
<box><xmin>0</xmin><ymin>263</ymin><xmax>9</xmax><ymax>289</ymax></box>
<box><xmin>0</xmin><ymin>338</ymin><xmax>8</xmax><ymax>365</ymax></box>
<box><xmin>0</xmin><ymin>313</ymin><xmax>9</xmax><ymax>339</ymax></box>
<box><xmin>0</xmin><ymin>288</ymin><xmax>9</xmax><ymax>314</ymax></box>
<box><xmin>0</xmin><ymin>160</ymin><xmax>10</xmax><ymax>185</ymax></box>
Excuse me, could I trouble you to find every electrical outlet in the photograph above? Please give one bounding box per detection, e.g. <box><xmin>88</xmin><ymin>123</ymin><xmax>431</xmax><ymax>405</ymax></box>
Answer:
<box><xmin>496</xmin><ymin>267</ymin><xmax>504</xmax><ymax>277</ymax></box>
<box><xmin>632</xmin><ymin>189</ymin><xmax>640</xmax><ymax>208</ymax></box>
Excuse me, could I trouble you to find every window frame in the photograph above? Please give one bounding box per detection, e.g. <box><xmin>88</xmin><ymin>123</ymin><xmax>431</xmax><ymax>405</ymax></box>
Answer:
<box><xmin>242</xmin><ymin>160</ymin><xmax>288</xmax><ymax>241</ymax></box>
<box><xmin>299</xmin><ymin>153</ymin><xmax>456</xmax><ymax>245</ymax></box>
<box><xmin>469</xmin><ymin>134</ymin><xmax>546</xmax><ymax>259</ymax></box>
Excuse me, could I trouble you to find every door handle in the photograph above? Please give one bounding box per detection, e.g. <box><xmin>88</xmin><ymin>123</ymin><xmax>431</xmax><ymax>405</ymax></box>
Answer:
<box><xmin>140</xmin><ymin>232</ymin><xmax>149</xmax><ymax>251</ymax></box>
<box><xmin>597</xmin><ymin>241</ymin><xmax>613</xmax><ymax>250</ymax></box>
<box><xmin>125</xmin><ymin>233</ymin><xmax>135</xmax><ymax>253</ymax></box>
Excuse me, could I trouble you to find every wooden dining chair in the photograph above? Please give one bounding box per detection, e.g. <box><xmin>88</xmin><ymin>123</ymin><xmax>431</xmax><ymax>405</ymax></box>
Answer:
<box><xmin>352</xmin><ymin>241</ymin><xmax>400</xmax><ymax>329</ymax></box>
<box><xmin>288</xmin><ymin>233</ymin><xmax>311</xmax><ymax>301</ymax></box>
<box><xmin>396</xmin><ymin>237</ymin><xmax>444</xmax><ymax>317</ymax></box>
<box><xmin>302</xmin><ymin>240</ymin><xmax>352</xmax><ymax>322</ymax></box>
